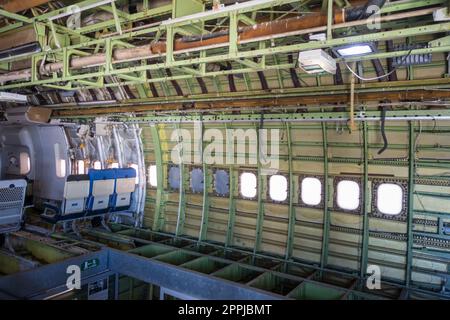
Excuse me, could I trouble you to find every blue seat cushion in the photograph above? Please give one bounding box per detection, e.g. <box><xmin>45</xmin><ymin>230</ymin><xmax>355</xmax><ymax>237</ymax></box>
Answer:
<box><xmin>88</xmin><ymin>169</ymin><xmax>116</xmax><ymax>181</ymax></box>
<box><xmin>114</xmin><ymin>167</ymin><xmax>136</xmax><ymax>179</ymax></box>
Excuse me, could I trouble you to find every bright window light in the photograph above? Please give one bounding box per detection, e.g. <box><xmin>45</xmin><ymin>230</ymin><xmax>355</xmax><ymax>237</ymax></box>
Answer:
<box><xmin>148</xmin><ymin>165</ymin><xmax>157</xmax><ymax>187</ymax></box>
<box><xmin>77</xmin><ymin>160</ymin><xmax>85</xmax><ymax>174</ymax></box>
<box><xmin>269</xmin><ymin>175</ymin><xmax>287</xmax><ymax>201</ymax></box>
<box><xmin>301</xmin><ymin>177</ymin><xmax>322</xmax><ymax>206</ymax></box>
<box><xmin>110</xmin><ymin>162</ymin><xmax>119</xmax><ymax>169</ymax></box>
<box><xmin>129</xmin><ymin>164</ymin><xmax>139</xmax><ymax>184</ymax></box>
<box><xmin>93</xmin><ymin>161</ymin><xmax>102</xmax><ymax>170</ymax></box>
<box><xmin>377</xmin><ymin>183</ymin><xmax>403</xmax><ymax>215</ymax></box>
<box><xmin>337</xmin><ymin>180</ymin><xmax>360</xmax><ymax>210</ymax></box>
<box><xmin>58</xmin><ymin>159</ymin><xmax>66</xmax><ymax>178</ymax></box>
<box><xmin>336</xmin><ymin>44</ymin><xmax>373</xmax><ymax>57</ymax></box>
<box><xmin>240</xmin><ymin>172</ymin><xmax>257</xmax><ymax>198</ymax></box>
<box><xmin>54</xmin><ymin>143</ymin><xmax>66</xmax><ymax>178</ymax></box>
<box><xmin>19</xmin><ymin>152</ymin><xmax>30</xmax><ymax>175</ymax></box>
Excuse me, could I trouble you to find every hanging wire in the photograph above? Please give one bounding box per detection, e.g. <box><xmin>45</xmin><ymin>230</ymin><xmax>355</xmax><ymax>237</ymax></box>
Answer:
<box><xmin>414</xmin><ymin>120</ymin><xmax>422</xmax><ymax>156</ymax></box>
<box><xmin>343</xmin><ymin>48</ymin><xmax>414</xmax><ymax>81</ymax></box>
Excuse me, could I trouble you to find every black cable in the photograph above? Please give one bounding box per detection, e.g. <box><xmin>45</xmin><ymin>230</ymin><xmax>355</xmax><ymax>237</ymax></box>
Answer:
<box><xmin>345</xmin><ymin>48</ymin><xmax>414</xmax><ymax>81</ymax></box>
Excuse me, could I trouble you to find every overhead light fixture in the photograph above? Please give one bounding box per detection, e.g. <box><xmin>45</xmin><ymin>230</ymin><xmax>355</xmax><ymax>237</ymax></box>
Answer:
<box><xmin>333</xmin><ymin>43</ymin><xmax>376</xmax><ymax>57</ymax></box>
<box><xmin>297</xmin><ymin>49</ymin><xmax>336</xmax><ymax>75</ymax></box>
<box><xmin>309</xmin><ymin>33</ymin><xmax>326</xmax><ymax>41</ymax></box>
<box><xmin>0</xmin><ymin>92</ymin><xmax>28</xmax><ymax>103</ymax></box>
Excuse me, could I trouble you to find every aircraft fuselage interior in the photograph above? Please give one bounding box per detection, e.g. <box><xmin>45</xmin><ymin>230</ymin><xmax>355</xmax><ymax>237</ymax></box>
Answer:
<box><xmin>0</xmin><ymin>0</ymin><xmax>449</xmax><ymax>303</ymax></box>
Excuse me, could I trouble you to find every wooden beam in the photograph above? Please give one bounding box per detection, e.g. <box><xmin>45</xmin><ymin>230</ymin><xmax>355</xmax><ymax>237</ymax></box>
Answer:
<box><xmin>0</xmin><ymin>0</ymin><xmax>50</xmax><ymax>13</ymax></box>
<box><xmin>53</xmin><ymin>89</ymin><xmax>450</xmax><ymax>117</ymax></box>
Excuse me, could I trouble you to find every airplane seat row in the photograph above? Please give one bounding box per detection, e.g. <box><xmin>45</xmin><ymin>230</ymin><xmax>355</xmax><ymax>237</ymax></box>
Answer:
<box><xmin>41</xmin><ymin>168</ymin><xmax>137</xmax><ymax>230</ymax></box>
<box><xmin>87</xmin><ymin>169</ymin><xmax>116</xmax><ymax>215</ymax></box>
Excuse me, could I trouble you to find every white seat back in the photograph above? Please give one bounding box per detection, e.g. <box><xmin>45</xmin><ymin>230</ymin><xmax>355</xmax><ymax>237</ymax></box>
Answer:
<box><xmin>92</xmin><ymin>180</ymin><xmax>115</xmax><ymax>197</ymax></box>
<box><xmin>64</xmin><ymin>181</ymin><xmax>90</xmax><ymax>200</ymax></box>
<box><xmin>62</xmin><ymin>175</ymin><xmax>90</xmax><ymax>215</ymax></box>
<box><xmin>116</xmin><ymin>178</ymin><xmax>135</xmax><ymax>194</ymax></box>
<box><xmin>115</xmin><ymin>177</ymin><xmax>136</xmax><ymax>208</ymax></box>
<box><xmin>90</xmin><ymin>180</ymin><xmax>114</xmax><ymax>211</ymax></box>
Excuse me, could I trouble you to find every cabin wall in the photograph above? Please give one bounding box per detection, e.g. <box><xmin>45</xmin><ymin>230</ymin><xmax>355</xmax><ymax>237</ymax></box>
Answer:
<box><xmin>0</xmin><ymin>125</ymin><xmax>70</xmax><ymax>201</ymax></box>
<box><xmin>33</xmin><ymin>126</ymin><xmax>70</xmax><ymax>201</ymax></box>
<box><xmin>141</xmin><ymin>120</ymin><xmax>450</xmax><ymax>288</ymax></box>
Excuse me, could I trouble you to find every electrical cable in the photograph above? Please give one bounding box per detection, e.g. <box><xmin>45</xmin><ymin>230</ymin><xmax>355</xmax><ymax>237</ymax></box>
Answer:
<box><xmin>344</xmin><ymin>48</ymin><xmax>414</xmax><ymax>81</ymax></box>
<box><xmin>343</xmin><ymin>47</ymin><xmax>414</xmax><ymax>154</ymax></box>
<box><xmin>377</xmin><ymin>106</ymin><xmax>388</xmax><ymax>155</ymax></box>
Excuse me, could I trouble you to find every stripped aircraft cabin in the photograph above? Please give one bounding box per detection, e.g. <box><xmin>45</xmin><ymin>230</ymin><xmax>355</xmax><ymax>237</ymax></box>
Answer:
<box><xmin>0</xmin><ymin>0</ymin><xmax>449</xmax><ymax>301</ymax></box>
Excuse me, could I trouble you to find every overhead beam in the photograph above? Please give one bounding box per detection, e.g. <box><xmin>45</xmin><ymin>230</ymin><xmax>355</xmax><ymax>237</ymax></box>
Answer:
<box><xmin>115</xmin><ymin>109</ymin><xmax>450</xmax><ymax>124</ymax></box>
<box><xmin>51</xmin><ymin>86</ymin><xmax>450</xmax><ymax>117</ymax></box>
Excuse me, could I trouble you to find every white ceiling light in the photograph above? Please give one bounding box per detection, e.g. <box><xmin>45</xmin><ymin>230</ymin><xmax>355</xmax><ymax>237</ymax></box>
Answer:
<box><xmin>334</xmin><ymin>43</ymin><xmax>375</xmax><ymax>57</ymax></box>
<box><xmin>0</xmin><ymin>92</ymin><xmax>27</xmax><ymax>103</ymax></box>
<box><xmin>309</xmin><ymin>33</ymin><xmax>326</xmax><ymax>41</ymax></box>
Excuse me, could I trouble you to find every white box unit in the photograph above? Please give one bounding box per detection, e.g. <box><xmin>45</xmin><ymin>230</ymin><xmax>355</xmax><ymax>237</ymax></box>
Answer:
<box><xmin>298</xmin><ymin>49</ymin><xmax>337</xmax><ymax>74</ymax></box>
<box><xmin>433</xmin><ymin>8</ymin><xmax>450</xmax><ymax>21</ymax></box>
